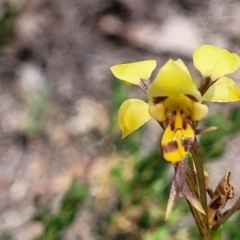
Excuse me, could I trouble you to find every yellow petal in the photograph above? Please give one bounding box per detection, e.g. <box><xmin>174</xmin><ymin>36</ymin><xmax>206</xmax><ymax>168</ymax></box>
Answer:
<box><xmin>203</xmin><ymin>77</ymin><xmax>240</xmax><ymax>102</ymax></box>
<box><xmin>190</xmin><ymin>102</ymin><xmax>209</xmax><ymax>121</ymax></box>
<box><xmin>110</xmin><ymin>60</ymin><xmax>157</xmax><ymax>85</ymax></box>
<box><xmin>147</xmin><ymin>59</ymin><xmax>201</xmax><ymax>101</ymax></box>
<box><xmin>118</xmin><ymin>99</ymin><xmax>151</xmax><ymax>138</ymax></box>
<box><xmin>193</xmin><ymin>45</ymin><xmax>240</xmax><ymax>80</ymax></box>
<box><xmin>175</xmin><ymin>59</ymin><xmax>191</xmax><ymax>79</ymax></box>
<box><xmin>162</xmin><ymin>126</ymin><xmax>187</xmax><ymax>162</ymax></box>
<box><xmin>148</xmin><ymin>102</ymin><xmax>166</xmax><ymax>122</ymax></box>
<box><xmin>161</xmin><ymin>111</ymin><xmax>195</xmax><ymax>163</ymax></box>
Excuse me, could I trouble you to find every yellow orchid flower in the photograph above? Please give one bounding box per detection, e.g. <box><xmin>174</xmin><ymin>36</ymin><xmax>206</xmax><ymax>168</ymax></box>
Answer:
<box><xmin>110</xmin><ymin>45</ymin><xmax>240</xmax><ymax>163</ymax></box>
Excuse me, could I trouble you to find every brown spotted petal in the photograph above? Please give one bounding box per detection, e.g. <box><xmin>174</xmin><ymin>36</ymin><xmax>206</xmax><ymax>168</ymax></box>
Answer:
<box><xmin>161</xmin><ymin>111</ymin><xmax>195</xmax><ymax>163</ymax></box>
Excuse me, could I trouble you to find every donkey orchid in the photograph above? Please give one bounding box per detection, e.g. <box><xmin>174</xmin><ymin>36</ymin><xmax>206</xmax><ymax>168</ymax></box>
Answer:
<box><xmin>110</xmin><ymin>45</ymin><xmax>240</xmax><ymax>163</ymax></box>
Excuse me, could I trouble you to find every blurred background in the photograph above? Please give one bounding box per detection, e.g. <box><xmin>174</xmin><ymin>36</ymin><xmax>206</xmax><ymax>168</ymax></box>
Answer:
<box><xmin>1</xmin><ymin>0</ymin><xmax>240</xmax><ymax>239</ymax></box>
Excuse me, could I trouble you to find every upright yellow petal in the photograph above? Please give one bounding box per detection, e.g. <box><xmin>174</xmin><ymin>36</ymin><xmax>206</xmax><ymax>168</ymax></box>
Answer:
<box><xmin>203</xmin><ymin>77</ymin><xmax>240</xmax><ymax>102</ymax></box>
<box><xmin>147</xmin><ymin>60</ymin><xmax>201</xmax><ymax>101</ymax></box>
<box><xmin>118</xmin><ymin>99</ymin><xmax>152</xmax><ymax>138</ymax></box>
<box><xmin>193</xmin><ymin>45</ymin><xmax>240</xmax><ymax>80</ymax></box>
<box><xmin>174</xmin><ymin>59</ymin><xmax>191</xmax><ymax>79</ymax></box>
<box><xmin>110</xmin><ymin>60</ymin><xmax>157</xmax><ymax>86</ymax></box>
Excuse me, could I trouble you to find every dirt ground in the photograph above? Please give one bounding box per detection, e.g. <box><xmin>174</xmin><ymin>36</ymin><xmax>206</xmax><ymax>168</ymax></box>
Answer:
<box><xmin>1</xmin><ymin>0</ymin><xmax>240</xmax><ymax>239</ymax></box>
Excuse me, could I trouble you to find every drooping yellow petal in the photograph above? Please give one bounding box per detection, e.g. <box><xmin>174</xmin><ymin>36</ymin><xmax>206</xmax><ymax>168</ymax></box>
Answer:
<box><xmin>203</xmin><ymin>77</ymin><xmax>240</xmax><ymax>102</ymax></box>
<box><xmin>110</xmin><ymin>60</ymin><xmax>157</xmax><ymax>86</ymax></box>
<box><xmin>193</xmin><ymin>45</ymin><xmax>240</xmax><ymax>81</ymax></box>
<box><xmin>118</xmin><ymin>99</ymin><xmax>152</xmax><ymax>138</ymax></box>
<box><xmin>147</xmin><ymin>59</ymin><xmax>201</xmax><ymax>101</ymax></box>
<box><xmin>161</xmin><ymin>111</ymin><xmax>195</xmax><ymax>163</ymax></box>
<box><xmin>162</xmin><ymin>126</ymin><xmax>186</xmax><ymax>162</ymax></box>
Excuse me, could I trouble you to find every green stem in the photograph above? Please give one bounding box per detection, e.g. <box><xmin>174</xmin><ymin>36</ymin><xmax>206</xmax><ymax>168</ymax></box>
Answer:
<box><xmin>191</xmin><ymin>143</ymin><xmax>208</xmax><ymax>223</ymax></box>
<box><xmin>211</xmin><ymin>228</ymin><xmax>222</xmax><ymax>240</ymax></box>
<box><xmin>187</xmin><ymin>202</ymin><xmax>211</xmax><ymax>240</ymax></box>
<box><xmin>185</xmin><ymin>167</ymin><xmax>211</xmax><ymax>240</ymax></box>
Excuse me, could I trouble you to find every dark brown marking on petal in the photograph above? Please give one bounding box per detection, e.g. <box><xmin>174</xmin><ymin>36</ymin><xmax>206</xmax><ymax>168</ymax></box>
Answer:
<box><xmin>170</xmin><ymin>122</ymin><xmax>175</xmax><ymax>131</ymax></box>
<box><xmin>175</xmin><ymin>128</ymin><xmax>181</xmax><ymax>132</ymax></box>
<box><xmin>198</xmin><ymin>76</ymin><xmax>215</xmax><ymax>96</ymax></box>
<box><xmin>179</xmin><ymin>110</ymin><xmax>188</xmax><ymax>130</ymax></box>
<box><xmin>185</xmin><ymin>94</ymin><xmax>199</xmax><ymax>102</ymax></box>
<box><xmin>153</xmin><ymin>96</ymin><xmax>168</xmax><ymax>104</ymax></box>
<box><xmin>170</xmin><ymin>112</ymin><xmax>176</xmax><ymax>131</ymax></box>
<box><xmin>182</xmin><ymin>116</ymin><xmax>187</xmax><ymax>130</ymax></box>
<box><xmin>162</xmin><ymin>141</ymin><xmax>178</xmax><ymax>153</ymax></box>
<box><xmin>140</xmin><ymin>79</ymin><xmax>149</xmax><ymax>92</ymax></box>
<box><xmin>181</xmin><ymin>137</ymin><xmax>195</xmax><ymax>151</ymax></box>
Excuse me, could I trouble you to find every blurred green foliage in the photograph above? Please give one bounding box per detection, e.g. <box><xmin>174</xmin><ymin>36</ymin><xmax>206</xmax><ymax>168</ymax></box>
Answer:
<box><xmin>99</xmin><ymin>149</ymin><xmax>188</xmax><ymax>240</ymax></box>
<box><xmin>25</xmin><ymin>87</ymin><xmax>50</xmax><ymax>137</ymax></box>
<box><xmin>199</xmin><ymin>107</ymin><xmax>240</xmax><ymax>160</ymax></box>
<box><xmin>0</xmin><ymin>3</ymin><xmax>17</xmax><ymax>53</ymax></box>
<box><xmin>0</xmin><ymin>233</ymin><xmax>13</xmax><ymax>240</ymax></box>
<box><xmin>34</xmin><ymin>179</ymin><xmax>88</xmax><ymax>240</ymax></box>
<box><xmin>222</xmin><ymin>211</ymin><xmax>240</xmax><ymax>239</ymax></box>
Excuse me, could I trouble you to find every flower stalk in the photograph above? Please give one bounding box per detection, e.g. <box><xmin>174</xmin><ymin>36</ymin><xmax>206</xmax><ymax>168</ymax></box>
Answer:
<box><xmin>191</xmin><ymin>142</ymin><xmax>208</xmax><ymax>222</ymax></box>
<box><xmin>185</xmin><ymin>165</ymin><xmax>208</xmax><ymax>236</ymax></box>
